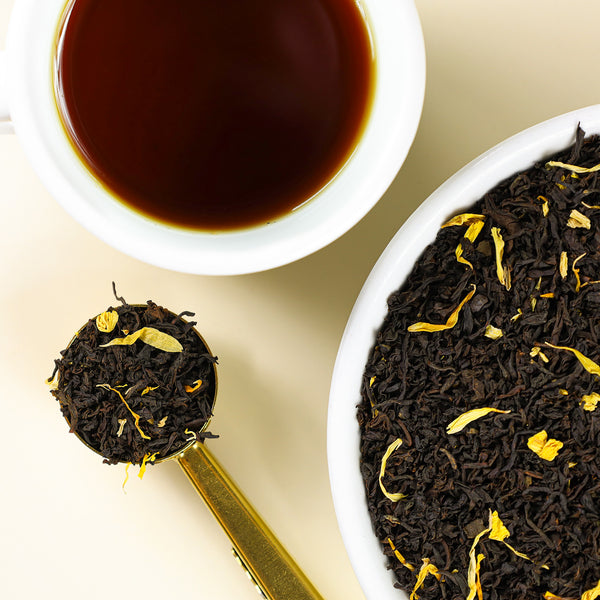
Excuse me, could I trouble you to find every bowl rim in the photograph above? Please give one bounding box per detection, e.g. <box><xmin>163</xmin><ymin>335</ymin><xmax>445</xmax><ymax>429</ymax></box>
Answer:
<box><xmin>327</xmin><ymin>104</ymin><xmax>600</xmax><ymax>600</ymax></box>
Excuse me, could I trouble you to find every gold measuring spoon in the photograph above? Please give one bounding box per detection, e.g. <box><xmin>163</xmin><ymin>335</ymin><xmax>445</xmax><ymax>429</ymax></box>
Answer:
<box><xmin>52</xmin><ymin>306</ymin><xmax>324</xmax><ymax>600</ymax></box>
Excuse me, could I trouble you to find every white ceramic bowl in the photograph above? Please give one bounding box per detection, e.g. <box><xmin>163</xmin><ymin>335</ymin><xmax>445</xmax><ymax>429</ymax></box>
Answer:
<box><xmin>327</xmin><ymin>104</ymin><xmax>600</xmax><ymax>600</ymax></box>
<box><xmin>2</xmin><ymin>0</ymin><xmax>425</xmax><ymax>275</ymax></box>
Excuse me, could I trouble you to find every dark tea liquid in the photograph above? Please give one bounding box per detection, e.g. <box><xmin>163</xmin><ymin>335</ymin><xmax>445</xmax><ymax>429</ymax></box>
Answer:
<box><xmin>54</xmin><ymin>0</ymin><xmax>374</xmax><ymax>231</ymax></box>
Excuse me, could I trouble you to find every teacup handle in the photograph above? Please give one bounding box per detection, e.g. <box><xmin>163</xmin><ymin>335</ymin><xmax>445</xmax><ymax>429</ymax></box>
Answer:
<box><xmin>0</xmin><ymin>51</ymin><xmax>14</xmax><ymax>134</ymax></box>
<box><xmin>178</xmin><ymin>442</ymin><xmax>324</xmax><ymax>600</ymax></box>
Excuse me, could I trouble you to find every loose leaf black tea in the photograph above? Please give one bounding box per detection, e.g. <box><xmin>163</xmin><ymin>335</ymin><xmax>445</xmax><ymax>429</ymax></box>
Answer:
<box><xmin>49</xmin><ymin>293</ymin><xmax>217</xmax><ymax>466</ymax></box>
<box><xmin>359</xmin><ymin>127</ymin><xmax>600</xmax><ymax>600</ymax></box>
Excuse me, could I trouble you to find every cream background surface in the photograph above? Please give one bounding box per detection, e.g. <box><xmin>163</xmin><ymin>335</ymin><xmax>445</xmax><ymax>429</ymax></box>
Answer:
<box><xmin>1</xmin><ymin>2</ymin><xmax>600</xmax><ymax>599</ymax></box>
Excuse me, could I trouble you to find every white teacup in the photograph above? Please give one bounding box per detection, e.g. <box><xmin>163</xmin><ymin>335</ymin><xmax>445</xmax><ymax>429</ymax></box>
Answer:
<box><xmin>1</xmin><ymin>0</ymin><xmax>425</xmax><ymax>275</ymax></box>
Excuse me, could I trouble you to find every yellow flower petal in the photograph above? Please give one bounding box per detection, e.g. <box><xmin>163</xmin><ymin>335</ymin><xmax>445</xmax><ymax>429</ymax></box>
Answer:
<box><xmin>581</xmin><ymin>392</ymin><xmax>600</xmax><ymax>412</ymax></box>
<box><xmin>527</xmin><ymin>430</ymin><xmax>563</xmax><ymax>461</ymax></box>
<box><xmin>456</xmin><ymin>243</ymin><xmax>473</xmax><ymax>269</ymax></box>
<box><xmin>141</xmin><ymin>385</ymin><xmax>159</xmax><ymax>396</ymax></box>
<box><xmin>546</xmin><ymin>160</ymin><xmax>600</xmax><ymax>174</ymax></box>
<box><xmin>117</xmin><ymin>418</ymin><xmax>127</xmax><ymax>437</ymax></box>
<box><xmin>185</xmin><ymin>379</ymin><xmax>203</xmax><ymax>393</ymax></box>
<box><xmin>559</xmin><ymin>252</ymin><xmax>568</xmax><ymax>279</ymax></box>
<box><xmin>96</xmin><ymin>310</ymin><xmax>119</xmax><ymax>333</ymax></box>
<box><xmin>467</xmin><ymin>525</ymin><xmax>491</xmax><ymax>600</ymax></box>
<box><xmin>386</xmin><ymin>537</ymin><xmax>415</xmax><ymax>572</ymax></box>
<box><xmin>582</xmin><ymin>580</ymin><xmax>600</xmax><ymax>600</ymax></box>
<box><xmin>572</xmin><ymin>253</ymin><xmax>586</xmax><ymax>292</ymax></box>
<box><xmin>545</xmin><ymin>342</ymin><xmax>600</xmax><ymax>377</ymax></box>
<box><xmin>96</xmin><ymin>383</ymin><xmax>150</xmax><ymax>440</ymax></box>
<box><xmin>446</xmin><ymin>407</ymin><xmax>511</xmax><ymax>435</ymax></box>
<box><xmin>491</xmin><ymin>227</ymin><xmax>511</xmax><ymax>290</ymax></box>
<box><xmin>488</xmin><ymin>511</ymin><xmax>510</xmax><ymax>542</ymax></box>
<box><xmin>408</xmin><ymin>285</ymin><xmax>476</xmax><ymax>333</ymax></box>
<box><xmin>138</xmin><ymin>452</ymin><xmax>159</xmax><ymax>480</ymax></box>
<box><xmin>484</xmin><ymin>325</ymin><xmax>503</xmax><ymax>340</ymax></box>
<box><xmin>537</xmin><ymin>195</ymin><xmax>550</xmax><ymax>216</ymax></box>
<box><xmin>379</xmin><ymin>438</ymin><xmax>406</xmax><ymax>502</ymax></box>
<box><xmin>567</xmin><ymin>209</ymin><xmax>591</xmax><ymax>229</ymax></box>
<box><xmin>410</xmin><ymin>559</ymin><xmax>441</xmax><ymax>600</ymax></box>
<box><xmin>544</xmin><ymin>592</ymin><xmax>576</xmax><ymax>600</ymax></box>
<box><xmin>100</xmin><ymin>326</ymin><xmax>183</xmax><ymax>353</ymax></box>
<box><xmin>441</xmin><ymin>213</ymin><xmax>486</xmax><ymax>228</ymax></box>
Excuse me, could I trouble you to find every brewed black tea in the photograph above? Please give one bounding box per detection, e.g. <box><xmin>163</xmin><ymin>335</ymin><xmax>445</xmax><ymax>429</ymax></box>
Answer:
<box><xmin>54</xmin><ymin>0</ymin><xmax>374</xmax><ymax>231</ymax></box>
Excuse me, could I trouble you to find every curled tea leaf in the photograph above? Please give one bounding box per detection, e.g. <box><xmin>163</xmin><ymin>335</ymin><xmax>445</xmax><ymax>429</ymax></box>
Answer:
<box><xmin>386</xmin><ymin>537</ymin><xmax>415</xmax><ymax>572</ymax></box>
<box><xmin>100</xmin><ymin>327</ymin><xmax>183</xmax><ymax>353</ymax></box>
<box><xmin>527</xmin><ymin>430</ymin><xmax>563</xmax><ymax>461</ymax></box>
<box><xmin>581</xmin><ymin>392</ymin><xmax>600</xmax><ymax>412</ymax></box>
<box><xmin>446</xmin><ymin>407</ymin><xmax>511</xmax><ymax>435</ymax></box>
<box><xmin>379</xmin><ymin>438</ymin><xmax>406</xmax><ymax>502</ymax></box>
<box><xmin>567</xmin><ymin>209</ymin><xmax>591</xmax><ymax>229</ymax></box>
<box><xmin>408</xmin><ymin>285</ymin><xmax>476</xmax><ymax>333</ymax></box>
<box><xmin>545</xmin><ymin>342</ymin><xmax>600</xmax><ymax>377</ymax></box>
<box><xmin>96</xmin><ymin>310</ymin><xmax>119</xmax><ymax>333</ymax></box>
<box><xmin>410</xmin><ymin>559</ymin><xmax>441</xmax><ymax>600</ymax></box>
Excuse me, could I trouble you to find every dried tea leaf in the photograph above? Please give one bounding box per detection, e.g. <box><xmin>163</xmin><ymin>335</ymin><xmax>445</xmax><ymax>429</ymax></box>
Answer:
<box><xmin>97</xmin><ymin>383</ymin><xmax>151</xmax><ymax>440</ymax></box>
<box><xmin>408</xmin><ymin>285</ymin><xmax>476</xmax><ymax>333</ymax></box>
<box><xmin>185</xmin><ymin>379</ymin><xmax>203</xmax><ymax>393</ymax></box>
<box><xmin>387</xmin><ymin>537</ymin><xmax>415</xmax><ymax>572</ymax></box>
<box><xmin>581</xmin><ymin>392</ymin><xmax>600</xmax><ymax>412</ymax></box>
<box><xmin>100</xmin><ymin>327</ymin><xmax>183</xmax><ymax>353</ymax></box>
<box><xmin>446</xmin><ymin>407</ymin><xmax>511</xmax><ymax>435</ymax></box>
<box><xmin>547</xmin><ymin>160</ymin><xmax>600</xmax><ymax>174</ymax></box>
<box><xmin>379</xmin><ymin>438</ymin><xmax>406</xmax><ymax>502</ymax></box>
<box><xmin>545</xmin><ymin>342</ymin><xmax>600</xmax><ymax>377</ymax></box>
<box><xmin>491</xmin><ymin>228</ymin><xmax>511</xmax><ymax>290</ymax></box>
<box><xmin>484</xmin><ymin>325</ymin><xmax>503</xmax><ymax>340</ymax></box>
<box><xmin>441</xmin><ymin>213</ymin><xmax>486</xmax><ymax>228</ymax></box>
<box><xmin>582</xmin><ymin>580</ymin><xmax>600</xmax><ymax>600</ymax></box>
<box><xmin>96</xmin><ymin>310</ymin><xmax>119</xmax><ymax>333</ymax></box>
<box><xmin>527</xmin><ymin>430</ymin><xmax>563</xmax><ymax>461</ymax></box>
<box><xmin>560</xmin><ymin>252</ymin><xmax>568</xmax><ymax>279</ymax></box>
<box><xmin>410</xmin><ymin>559</ymin><xmax>441</xmax><ymax>600</ymax></box>
<box><xmin>567</xmin><ymin>209</ymin><xmax>591</xmax><ymax>229</ymax></box>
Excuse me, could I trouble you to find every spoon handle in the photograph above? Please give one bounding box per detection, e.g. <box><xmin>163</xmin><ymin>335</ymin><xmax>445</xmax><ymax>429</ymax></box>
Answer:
<box><xmin>178</xmin><ymin>443</ymin><xmax>324</xmax><ymax>600</ymax></box>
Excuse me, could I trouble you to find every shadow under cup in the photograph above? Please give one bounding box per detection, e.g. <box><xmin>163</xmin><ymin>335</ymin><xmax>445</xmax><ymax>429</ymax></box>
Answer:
<box><xmin>52</xmin><ymin>0</ymin><xmax>376</xmax><ymax>233</ymax></box>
